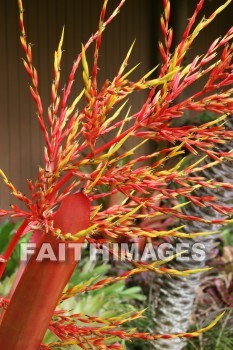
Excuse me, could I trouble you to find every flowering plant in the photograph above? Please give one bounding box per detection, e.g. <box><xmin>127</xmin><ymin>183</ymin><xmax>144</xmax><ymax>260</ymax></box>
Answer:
<box><xmin>0</xmin><ymin>0</ymin><xmax>233</xmax><ymax>349</ymax></box>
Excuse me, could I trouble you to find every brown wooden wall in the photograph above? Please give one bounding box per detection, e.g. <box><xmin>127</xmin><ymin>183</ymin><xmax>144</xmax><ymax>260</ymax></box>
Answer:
<box><xmin>0</xmin><ymin>0</ymin><xmax>232</xmax><ymax>214</ymax></box>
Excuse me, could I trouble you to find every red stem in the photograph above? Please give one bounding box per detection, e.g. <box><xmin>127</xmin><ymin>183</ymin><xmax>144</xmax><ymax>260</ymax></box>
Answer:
<box><xmin>0</xmin><ymin>220</ymin><xmax>28</xmax><ymax>280</ymax></box>
<box><xmin>0</xmin><ymin>192</ymin><xmax>90</xmax><ymax>349</ymax></box>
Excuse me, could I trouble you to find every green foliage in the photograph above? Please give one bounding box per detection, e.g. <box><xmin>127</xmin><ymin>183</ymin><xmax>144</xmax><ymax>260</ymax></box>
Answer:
<box><xmin>0</xmin><ymin>221</ymin><xmax>31</xmax><ymax>278</ymax></box>
<box><xmin>0</xmin><ymin>272</ymin><xmax>16</xmax><ymax>297</ymax></box>
<box><xmin>185</xmin><ymin>217</ymin><xmax>233</xmax><ymax>350</ymax></box>
<box><xmin>0</xmin><ymin>221</ymin><xmax>15</xmax><ymax>252</ymax></box>
<box><xmin>186</xmin><ymin>311</ymin><xmax>233</xmax><ymax>350</ymax></box>
<box><xmin>124</xmin><ymin>307</ymin><xmax>155</xmax><ymax>350</ymax></box>
<box><xmin>43</xmin><ymin>258</ymin><xmax>146</xmax><ymax>347</ymax></box>
<box><xmin>62</xmin><ymin>259</ymin><xmax>145</xmax><ymax>317</ymax></box>
<box><xmin>220</xmin><ymin>224</ymin><xmax>233</xmax><ymax>246</ymax></box>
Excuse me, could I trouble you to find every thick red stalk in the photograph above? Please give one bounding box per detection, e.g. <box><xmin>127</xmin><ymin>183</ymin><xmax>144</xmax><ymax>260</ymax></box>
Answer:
<box><xmin>0</xmin><ymin>192</ymin><xmax>90</xmax><ymax>350</ymax></box>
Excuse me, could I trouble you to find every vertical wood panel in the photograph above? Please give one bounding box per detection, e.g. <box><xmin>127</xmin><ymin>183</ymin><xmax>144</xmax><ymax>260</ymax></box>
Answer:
<box><xmin>18</xmin><ymin>1</ymin><xmax>33</xmax><ymax>195</ymax></box>
<box><xmin>0</xmin><ymin>1</ymin><xmax>10</xmax><ymax>210</ymax></box>
<box><xmin>5</xmin><ymin>0</ymin><xmax>21</xmax><ymax>200</ymax></box>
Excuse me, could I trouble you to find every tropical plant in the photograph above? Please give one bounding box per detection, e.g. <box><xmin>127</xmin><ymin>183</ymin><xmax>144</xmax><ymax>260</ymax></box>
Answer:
<box><xmin>0</xmin><ymin>220</ymin><xmax>28</xmax><ymax>278</ymax></box>
<box><xmin>47</xmin><ymin>260</ymin><xmax>146</xmax><ymax>346</ymax></box>
<box><xmin>0</xmin><ymin>0</ymin><xmax>233</xmax><ymax>349</ymax></box>
<box><xmin>153</xmin><ymin>116</ymin><xmax>233</xmax><ymax>349</ymax></box>
<box><xmin>186</xmin><ymin>310</ymin><xmax>233</xmax><ymax>350</ymax></box>
<box><xmin>0</xmin><ymin>224</ymin><xmax>146</xmax><ymax>349</ymax></box>
<box><xmin>186</xmin><ymin>254</ymin><xmax>233</xmax><ymax>350</ymax></box>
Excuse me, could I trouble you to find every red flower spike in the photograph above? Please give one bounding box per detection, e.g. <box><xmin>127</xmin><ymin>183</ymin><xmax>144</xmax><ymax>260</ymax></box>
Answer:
<box><xmin>0</xmin><ymin>0</ymin><xmax>233</xmax><ymax>347</ymax></box>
